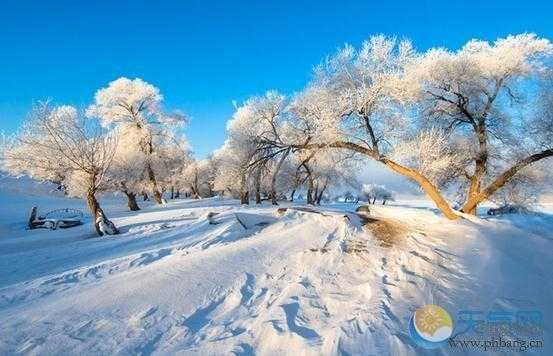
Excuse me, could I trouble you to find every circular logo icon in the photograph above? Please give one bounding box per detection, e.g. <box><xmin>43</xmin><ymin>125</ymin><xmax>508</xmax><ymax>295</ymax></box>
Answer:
<box><xmin>409</xmin><ymin>304</ymin><xmax>453</xmax><ymax>349</ymax></box>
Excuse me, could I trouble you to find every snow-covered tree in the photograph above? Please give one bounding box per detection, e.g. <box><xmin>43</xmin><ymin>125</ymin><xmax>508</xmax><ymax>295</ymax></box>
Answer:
<box><xmin>228</xmin><ymin>91</ymin><xmax>289</xmax><ymax>204</ymax></box>
<box><xmin>391</xmin><ymin>128</ymin><xmax>469</xmax><ymax>189</ymax></box>
<box><xmin>531</xmin><ymin>71</ymin><xmax>553</xmax><ymax>152</ymax></box>
<box><xmin>213</xmin><ymin>137</ymin><xmax>257</xmax><ymax>204</ymax></box>
<box><xmin>212</xmin><ymin>92</ymin><xmax>289</xmax><ymax>205</ymax></box>
<box><xmin>2</xmin><ymin>103</ymin><xmax>119</xmax><ymax>236</ymax></box>
<box><xmin>182</xmin><ymin>158</ymin><xmax>217</xmax><ymax>199</ymax></box>
<box><xmin>401</xmin><ymin>33</ymin><xmax>553</xmax><ymax>214</ymax></box>
<box><xmin>259</xmin><ymin>34</ymin><xmax>553</xmax><ymax>220</ymax></box>
<box><xmin>284</xmin><ymin>148</ymin><xmax>359</xmax><ymax>205</ymax></box>
<box><xmin>87</xmin><ymin>77</ymin><xmax>186</xmax><ymax>204</ymax></box>
<box><xmin>108</xmin><ymin>133</ymin><xmax>146</xmax><ymax>211</ymax></box>
<box><xmin>152</xmin><ymin>133</ymin><xmax>193</xmax><ymax>199</ymax></box>
<box><xmin>362</xmin><ymin>184</ymin><xmax>395</xmax><ymax>205</ymax></box>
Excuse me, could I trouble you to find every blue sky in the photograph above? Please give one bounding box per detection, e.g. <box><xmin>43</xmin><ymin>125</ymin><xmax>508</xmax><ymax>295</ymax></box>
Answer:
<box><xmin>1</xmin><ymin>0</ymin><xmax>552</xmax><ymax>158</ymax></box>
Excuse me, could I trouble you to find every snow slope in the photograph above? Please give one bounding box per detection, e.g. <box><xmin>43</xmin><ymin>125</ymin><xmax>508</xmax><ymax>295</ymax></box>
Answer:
<box><xmin>0</xmin><ymin>187</ymin><xmax>552</xmax><ymax>355</ymax></box>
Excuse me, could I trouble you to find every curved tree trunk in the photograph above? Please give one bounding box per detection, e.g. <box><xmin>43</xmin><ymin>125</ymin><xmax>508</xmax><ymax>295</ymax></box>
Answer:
<box><xmin>380</xmin><ymin>158</ymin><xmax>459</xmax><ymax>220</ymax></box>
<box><xmin>87</xmin><ymin>188</ymin><xmax>118</xmax><ymax>236</ymax></box>
<box><xmin>290</xmin><ymin>140</ymin><xmax>460</xmax><ymax>220</ymax></box>
<box><xmin>121</xmin><ymin>182</ymin><xmax>140</xmax><ymax>211</ymax></box>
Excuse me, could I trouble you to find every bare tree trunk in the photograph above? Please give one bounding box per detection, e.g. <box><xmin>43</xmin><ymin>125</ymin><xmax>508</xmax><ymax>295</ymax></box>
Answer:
<box><xmin>380</xmin><ymin>158</ymin><xmax>459</xmax><ymax>220</ymax></box>
<box><xmin>315</xmin><ymin>188</ymin><xmax>323</xmax><ymax>205</ymax></box>
<box><xmin>240</xmin><ymin>190</ymin><xmax>249</xmax><ymax>204</ymax></box>
<box><xmin>306</xmin><ymin>188</ymin><xmax>313</xmax><ymax>205</ymax></box>
<box><xmin>146</xmin><ymin>163</ymin><xmax>163</xmax><ymax>204</ymax></box>
<box><xmin>306</xmin><ymin>177</ymin><xmax>315</xmax><ymax>205</ymax></box>
<box><xmin>316</xmin><ymin>180</ymin><xmax>328</xmax><ymax>205</ymax></box>
<box><xmin>120</xmin><ymin>182</ymin><xmax>140</xmax><ymax>211</ymax></box>
<box><xmin>303</xmin><ymin>162</ymin><xmax>315</xmax><ymax>205</ymax></box>
<box><xmin>465</xmin><ymin>178</ymin><xmax>481</xmax><ymax>215</ymax></box>
<box><xmin>464</xmin><ymin>122</ymin><xmax>488</xmax><ymax>215</ymax></box>
<box><xmin>382</xmin><ymin>200</ymin><xmax>386</xmax><ymax>205</ymax></box>
<box><xmin>123</xmin><ymin>191</ymin><xmax>140</xmax><ymax>211</ymax></box>
<box><xmin>290</xmin><ymin>189</ymin><xmax>296</xmax><ymax>202</ymax></box>
<box><xmin>170</xmin><ymin>186</ymin><xmax>174</xmax><ymax>199</ymax></box>
<box><xmin>175</xmin><ymin>189</ymin><xmax>180</xmax><ymax>199</ymax></box>
<box><xmin>142</xmin><ymin>191</ymin><xmax>149</xmax><ymax>201</ymax></box>
<box><xmin>313</xmin><ymin>183</ymin><xmax>319</xmax><ymax>205</ymax></box>
<box><xmin>240</xmin><ymin>171</ymin><xmax>249</xmax><ymax>205</ymax></box>
<box><xmin>254</xmin><ymin>168</ymin><xmax>262</xmax><ymax>204</ymax></box>
<box><xmin>139</xmin><ymin>132</ymin><xmax>163</xmax><ymax>204</ymax></box>
<box><xmin>372</xmin><ymin>197</ymin><xmax>376</xmax><ymax>204</ymax></box>
<box><xmin>191</xmin><ymin>170</ymin><xmax>201</xmax><ymax>199</ymax></box>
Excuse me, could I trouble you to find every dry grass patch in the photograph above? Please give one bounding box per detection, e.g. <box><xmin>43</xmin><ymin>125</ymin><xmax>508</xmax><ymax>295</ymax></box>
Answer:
<box><xmin>359</xmin><ymin>214</ymin><xmax>409</xmax><ymax>247</ymax></box>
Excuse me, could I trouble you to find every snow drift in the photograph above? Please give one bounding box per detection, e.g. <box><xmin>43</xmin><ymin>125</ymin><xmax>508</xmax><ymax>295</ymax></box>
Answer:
<box><xmin>0</xmin><ymin>189</ymin><xmax>552</xmax><ymax>355</ymax></box>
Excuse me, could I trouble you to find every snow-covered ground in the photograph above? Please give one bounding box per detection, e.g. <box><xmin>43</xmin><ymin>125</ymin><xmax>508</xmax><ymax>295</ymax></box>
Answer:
<box><xmin>1</xmin><ymin>179</ymin><xmax>552</xmax><ymax>355</ymax></box>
